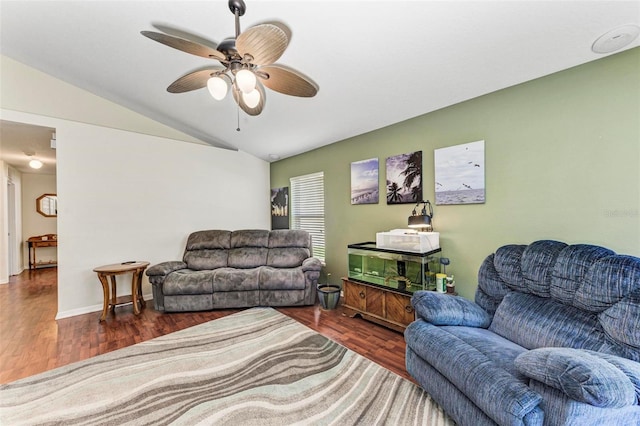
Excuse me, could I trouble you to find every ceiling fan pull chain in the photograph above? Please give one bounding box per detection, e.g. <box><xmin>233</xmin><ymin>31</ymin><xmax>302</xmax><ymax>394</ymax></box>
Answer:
<box><xmin>236</xmin><ymin>102</ymin><xmax>241</xmax><ymax>132</ymax></box>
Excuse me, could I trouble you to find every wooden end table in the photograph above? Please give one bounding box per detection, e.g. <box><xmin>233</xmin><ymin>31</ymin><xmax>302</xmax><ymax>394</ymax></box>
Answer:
<box><xmin>93</xmin><ymin>261</ymin><xmax>150</xmax><ymax>322</ymax></box>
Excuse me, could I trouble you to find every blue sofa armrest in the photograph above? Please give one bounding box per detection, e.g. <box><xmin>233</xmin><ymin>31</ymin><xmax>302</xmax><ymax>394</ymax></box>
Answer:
<box><xmin>515</xmin><ymin>348</ymin><xmax>638</xmax><ymax>408</ymax></box>
<box><xmin>146</xmin><ymin>261</ymin><xmax>187</xmax><ymax>277</ymax></box>
<box><xmin>411</xmin><ymin>291</ymin><xmax>491</xmax><ymax>327</ymax></box>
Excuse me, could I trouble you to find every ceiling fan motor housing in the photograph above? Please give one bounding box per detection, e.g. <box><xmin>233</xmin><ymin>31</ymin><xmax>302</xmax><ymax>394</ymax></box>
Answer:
<box><xmin>228</xmin><ymin>0</ymin><xmax>246</xmax><ymax>16</ymax></box>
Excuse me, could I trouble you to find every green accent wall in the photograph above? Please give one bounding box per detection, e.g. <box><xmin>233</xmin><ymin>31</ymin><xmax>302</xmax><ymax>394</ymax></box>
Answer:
<box><xmin>271</xmin><ymin>48</ymin><xmax>640</xmax><ymax>300</ymax></box>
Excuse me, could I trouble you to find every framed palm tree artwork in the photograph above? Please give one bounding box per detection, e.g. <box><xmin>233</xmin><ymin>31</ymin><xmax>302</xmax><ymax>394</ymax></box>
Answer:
<box><xmin>386</xmin><ymin>151</ymin><xmax>422</xmax><ymax>204</ymax></box>
<box><xmin>271</xmin><ymin>187</ymin><xmax>289</xmax><ymax>229</ymax></box>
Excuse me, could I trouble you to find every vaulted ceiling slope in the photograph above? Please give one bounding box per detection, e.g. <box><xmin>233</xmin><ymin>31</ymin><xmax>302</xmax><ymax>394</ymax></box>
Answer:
<box><xmin>1</xmin><ymin>1</ymin><xmax>638</xmax><ymax>162</ymax></box>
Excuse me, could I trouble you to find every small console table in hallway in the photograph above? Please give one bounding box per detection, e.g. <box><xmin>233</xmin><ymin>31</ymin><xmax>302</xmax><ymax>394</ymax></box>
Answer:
<box><xmin>93</xmin><ymin>261</ymin><xmax>150</xmax><ymax>322</ymax></box>
<box><xmin>27</xmin><ymin>234</ymin><xmax>58</xmax><ymax>269</ymax></box>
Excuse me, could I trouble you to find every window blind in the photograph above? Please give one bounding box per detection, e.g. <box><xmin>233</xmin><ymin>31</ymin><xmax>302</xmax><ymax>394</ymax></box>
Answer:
<box><xmin>290</xmin><ymin>172</ymin><xmax>325</xmax><ymax>263</ymax></box>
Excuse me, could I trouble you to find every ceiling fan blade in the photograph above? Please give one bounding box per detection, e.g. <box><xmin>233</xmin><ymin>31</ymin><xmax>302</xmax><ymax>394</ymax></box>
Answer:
<box><xmin>259</xmin><ymin>65</ymin><xmax>318</xmax><ymax>97</ymax></box>
<box><xmin>236</xmin><ymin>24</ymin><xmax>288</xmax><ymax>65</ymax></box>
<box><xmin>141</xmin><ymin>31</ymin><xmax>225</xmax><ymax>61</ymax></box>
<box><xmin>167</xmin><ymin>68</ymin><xmax>224</xmax><ymax>93</ymax></box>
<box><xmin>232</xmin><ymin>83</ymin><xmax>266</xmax><ymax>116</ymax></box>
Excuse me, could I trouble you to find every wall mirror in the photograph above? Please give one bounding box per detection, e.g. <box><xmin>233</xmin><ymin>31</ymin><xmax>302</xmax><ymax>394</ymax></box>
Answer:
<box><xmin>36</xmin><ymin>193</ymin><xmax>57</xmax><ymax>217</ymax></box>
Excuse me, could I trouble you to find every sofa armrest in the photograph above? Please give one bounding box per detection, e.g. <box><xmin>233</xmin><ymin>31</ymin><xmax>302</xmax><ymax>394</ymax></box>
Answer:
<box><xmin>515</xmin><ymin>348</ymin><xmax>638</xmax><ymax>408</ymax></box>
<box><xmin>411</xmin><ymin>291</ymin><xmax>491</xmax><ymax>327</ymax></box>
<box><xmin>301</xmin><ymin>257</ymin><xmax>322</xmax><ymax>272</ymax></box>
<box><xmin>146</xmin><ymin>261</ymin><xmax>187</xmax><ymax>277</ymax></box>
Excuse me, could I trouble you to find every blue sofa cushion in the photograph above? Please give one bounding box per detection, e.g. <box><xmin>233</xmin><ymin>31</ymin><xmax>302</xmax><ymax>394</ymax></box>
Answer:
<box><xmin>412</xmin><ymin>291</ymin><xmax>491</xmax><ymax>327</ymax></box>
<box><xmin>405</xmin><ymin>320</ymin><xmax>540</xmax><ymax>425</ymax></box>
<box><xmin>550</xmin><ymin>244</ymin><xmax>614</xmax><ymax>306</ymax></box>
<box><xmin>574</xmin><ymin>255</ymin><xmax>640</xmax><ymax>313</ymax></box>
<box><xmin>515</xmin><ymin>348</ymin><xmax>636</xmax><ymax>408</ymax></box>
<box><xmin>489</xmin><ymin>292</ymin><xmax>607</xmax><ymax>350</ymax></box>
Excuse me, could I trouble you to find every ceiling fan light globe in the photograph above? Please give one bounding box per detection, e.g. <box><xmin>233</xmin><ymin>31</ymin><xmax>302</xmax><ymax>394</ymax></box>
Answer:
<box><xmin>207</xmin><ymin>76</ymin><xmax>228</xmax><ymax>100</ymax></box>
<box><xmin>236</xmin><ymin>69</ymin><xmax>256</xmax><ymax>94</ymax></box>
<box><xmin>242</xmin><ymin>89</ymin><xmax>261</xmax><ymax>108</ymax></box>
<box><xmin>29</xmin><ymin>159</ymin><xmax>43</xmax><ymax>169</ymax></box>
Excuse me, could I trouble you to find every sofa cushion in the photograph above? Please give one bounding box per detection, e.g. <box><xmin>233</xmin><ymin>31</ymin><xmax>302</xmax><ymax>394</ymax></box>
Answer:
<box><xmin>163</xmin><ymin>270</ymin><xmax>213</xmax><ymax>295</ymax></box>
<box><xmin>412</xmin><ymin>291</ymin><xmax>491</xmax><ymax>328</ymax></box>
<box><xmin>186</xmin><ymin>230</ymin><xmax>231</xmax><ymax>250</ymax></box>
<box><xmin>515</xmin><ymin>348</ymin><xmax>636</xmax><ymax>408</ymax></box>
<box><xmin>184</xmin><ymin>249</ymin><xmax>228</xmax><ymax>270</ymax></box>
<box><xmin>476</xmin><ymin>254</ymin><xmax>511</xmax><ymax>316</ymax></box>
<box><xmin>574</xmin><ymin>255</ymin><xmax>640</xmax><ymax>313</ymax></box>
<box><xmin>405</xmin><ymin>320</ymin><xmax>541</xmax><ymax>425</ymax></box>
<box><xmin>212</xmin><ymin>267</ymin><xmax>259</xmax><ymax>292</ymax></box>
<box><xmin>266</xmin><ymin>248</ymin><xmax>310</xmax><ymax>268</ymax></box>
<box><xmin>493</xmin><ymin>244</ymin><xmax>526</xmax><ymax>292</ymax></box>
<box><xmin>599</xmin><ymin>291</ymin><xmax>640</xmax><ymax>362</ymax></box>
<box><xmin>260</xmin><ymin>267</ymin><xmax>307</xmax><ymax>291</ymax></box>
<box><xmin>228</xmin><ymin>247</ymin><xmax>268</xmax><ymax>269</ymax></box>
<box><xmin>231</xmin><ymin>229</ymin><xmax>269</xmax><ymax>248</ymax></box>
<box><xmin>268</xmin><ymin>229</ymin><xmax>310</xmax><ymax>248</ymax></box>
<box><xmin>520</xmin><ymin>240</ymin><xmax>567</xmax><ymax>298</ymax></box>
<box><xmin>489</xmin><ymin>292</ymin><xmax>607</xmax><ymax>350</ymax></box>
<box><xmin>550</xmin><ymin>244</ymin><xmax>615</xmax><ymax>306</ymax></box>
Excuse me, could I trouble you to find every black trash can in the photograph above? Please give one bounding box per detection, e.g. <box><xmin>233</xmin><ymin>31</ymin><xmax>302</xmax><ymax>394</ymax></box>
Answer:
<box><xmin>317</xmin><ymin>283</ymin><xmax>341</xmax><ymax>310</ymax></box>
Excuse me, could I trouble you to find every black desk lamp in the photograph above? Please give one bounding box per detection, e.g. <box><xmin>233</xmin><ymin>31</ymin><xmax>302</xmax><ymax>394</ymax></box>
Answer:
<box><xmin>408</xmin><ymin>200</ymin><xmax>434</xmax><ymax>232</ymax></box>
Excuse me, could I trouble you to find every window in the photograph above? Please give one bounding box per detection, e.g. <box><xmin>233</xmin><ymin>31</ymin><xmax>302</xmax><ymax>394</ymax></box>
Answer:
<box><xmin>290</xmin><ymin>172</ymin><xmax>325</xmax><ymax>263</ymax></box>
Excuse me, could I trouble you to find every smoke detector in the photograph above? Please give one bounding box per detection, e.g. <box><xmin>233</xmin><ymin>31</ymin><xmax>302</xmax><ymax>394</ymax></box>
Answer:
<box><xmin>592</xmin><ymin>24</ymin><xmax>640</xmax><ymax>54</ymax></box>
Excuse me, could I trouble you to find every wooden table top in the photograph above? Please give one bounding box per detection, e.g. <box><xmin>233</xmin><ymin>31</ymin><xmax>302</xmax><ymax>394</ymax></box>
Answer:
<box><xmin>93</xmin><ymin>261</ymin><xmax>150</xmax><ymax>273</ymax></box>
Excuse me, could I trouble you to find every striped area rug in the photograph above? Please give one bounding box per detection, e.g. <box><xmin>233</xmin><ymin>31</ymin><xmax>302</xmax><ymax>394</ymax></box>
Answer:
<box><xmin>0</xmin><ymin>307</ymin><xmax>454</xmax><ymax>425</ymax></box>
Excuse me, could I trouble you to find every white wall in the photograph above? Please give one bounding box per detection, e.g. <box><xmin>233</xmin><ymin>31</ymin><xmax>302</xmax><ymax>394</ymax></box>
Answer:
<box><xmin>2</xmin><ymin>109</ymin><xmax>270</xmax><ymax>318</ymax></box>
<box><xmin>21</xmin><ymin>173</ymin><xmax>57</xmax><ymax>269</ymax></box>
<box><xmin>0</xmin><ymin>162</ymin><xmax>9</xmax><ymax>283</ymax></box>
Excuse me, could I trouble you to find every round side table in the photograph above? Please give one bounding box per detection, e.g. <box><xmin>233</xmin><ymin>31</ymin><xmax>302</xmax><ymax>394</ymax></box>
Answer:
<box><xmin>93</xmin><ymin>261</ymin><xmax>150</xmax><ymax>322</ymax></box>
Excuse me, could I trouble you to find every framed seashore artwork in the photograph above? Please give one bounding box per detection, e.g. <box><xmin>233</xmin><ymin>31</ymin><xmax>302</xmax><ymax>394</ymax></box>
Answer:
<box><xmin>386</xmin><ymin>151</ymin><xmax>423</xmax><ymax>204</ymax></box>
<box><xmin>434</xmin><ymin>140</ymin><xmax>485</xmax><ymax>205</ymax></box>
<box><xmin>351</xmin><ymin>158</ymin><xmax>379</xmax><ymax>205</ymax></box>
<box><xmin>271</xmin><ymin>187</ymin><xmax>289</xmax><ymax>229</ymax></box>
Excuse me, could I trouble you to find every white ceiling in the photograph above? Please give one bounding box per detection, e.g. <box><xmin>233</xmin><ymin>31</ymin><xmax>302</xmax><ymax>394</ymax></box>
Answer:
<box><xmin>1</xmin><ymin>1</ymin><xmax>639</xmax><ymax>165</ymax></box>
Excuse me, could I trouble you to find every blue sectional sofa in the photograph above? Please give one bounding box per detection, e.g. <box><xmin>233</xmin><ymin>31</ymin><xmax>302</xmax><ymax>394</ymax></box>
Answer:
<box><xmin>405</xmin><ymin>240</ymin><xmax>640</xmax><ymax>425</ymax></box>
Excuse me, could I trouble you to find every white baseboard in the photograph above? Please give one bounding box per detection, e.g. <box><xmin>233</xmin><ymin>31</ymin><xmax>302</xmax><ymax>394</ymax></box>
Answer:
<box><xmin>55</xmin><ymin>293</ymin><xmax>154</xmax><ymax>320</ymax></box>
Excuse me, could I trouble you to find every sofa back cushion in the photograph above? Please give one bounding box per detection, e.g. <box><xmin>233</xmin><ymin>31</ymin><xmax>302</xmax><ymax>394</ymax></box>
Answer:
<box><xmin>183</xmin><ymin>230</ymin><xmax>231</xmax><ymax>270</ymax></box>
<box><xmin>266</xmin><ymin>230</ymin><xmax>311</xmax><ymax>268</ymax></box>
<box><xmin>228</xmin><ymin>230</ymin><xmax>269</xmax><ymax>268</ymax></box>
<box><xmin>477</xmin><ymin>240</ymin><xmax>640</xmax><ymax>362</ymax></box>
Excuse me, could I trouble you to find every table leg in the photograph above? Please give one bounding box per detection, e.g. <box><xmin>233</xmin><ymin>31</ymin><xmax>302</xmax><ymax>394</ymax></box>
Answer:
<box><xmin>109</xmin><ymin>275</ymin><xmax>117</xmax><ymax>314</ymax></box>
<box><xmin>136</xmin><ymin>267</ymin><xmax>146</xmax><ymax>308</ymax></box>
<box><xmin>97</xmin><ymin>274</ymin><xmax>110</xmax><ymax>322</ymax></box>
<box><xmin>131</xmin><ymin>269</ymin><xmax>141</xmax><ymax>315</ymax></box>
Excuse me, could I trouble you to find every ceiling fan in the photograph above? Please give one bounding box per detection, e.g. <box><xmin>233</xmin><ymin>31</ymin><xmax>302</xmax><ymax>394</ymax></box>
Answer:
<box><xmin>141</xmin><ymin>0</ymin><xmax>318</xmax><ymax>117</ymax></box>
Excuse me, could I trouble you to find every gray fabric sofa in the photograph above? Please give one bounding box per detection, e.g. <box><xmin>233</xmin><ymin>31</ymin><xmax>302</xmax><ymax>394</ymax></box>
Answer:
<box><xmin>405</xmin><ymin>240</ymin><xmax>640</xmax><ymax>426</ymax></box>
<box><xmin>146</xmin><ymin>229</ymin><xmax>322</xmax><ymax>312</ymax></box>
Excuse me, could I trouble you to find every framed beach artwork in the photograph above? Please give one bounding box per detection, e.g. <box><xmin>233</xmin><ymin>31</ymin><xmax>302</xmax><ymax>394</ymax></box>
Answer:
<box><xmin>386</xmin><ymin>151</ymin><xmax>422</xmax><ymax>204</ymax></box>
<box><xmin>434</xmin><ymin>140</ymin><xmax>485</xmax><ymax>205</ymax></box>
<box><xmin>271</xmin><ymin>187</ymin><xmax>289</xmax><ymax>229</ymax></box>
<box><xmin>351</xmin><ymin>158</ymin><xmax>379</xmax><ymax>205</ymax></box>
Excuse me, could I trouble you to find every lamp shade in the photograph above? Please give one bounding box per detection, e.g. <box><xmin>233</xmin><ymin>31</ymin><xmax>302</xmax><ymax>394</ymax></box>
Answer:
<box><xmin>207</xmin><ymin>76</ymin><xmax>228</xmax><ymax>100</ymax></box>
<box><xmin>408</xmin><ymin>200</ymin><xmax>434</xmax><ymax>231</ymax></box>
<box><xmin>29</xmin><ymin>159</ymin><xmax>43</xmax><ymax>169</ymax></box>
<box><xmin>408</xmin><ymin>214</ymin><xmax>431</xmax><ymax>228</ymax></box>
<box><xmin>242</xmin><ymin>89</ymin><xmax>261</xmax><ymax>108</ymax></box>
<box><xmin>235</xmin><ymin>69</ymin><xmax>257</xmax><ymax>94</ymax></box>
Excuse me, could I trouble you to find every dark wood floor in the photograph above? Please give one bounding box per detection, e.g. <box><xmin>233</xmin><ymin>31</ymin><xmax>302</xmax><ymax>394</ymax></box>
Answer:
<box><xmin>0</xmin><ymin>268</ymin><xmax>410</xmax><ymax>384</ymax></box>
